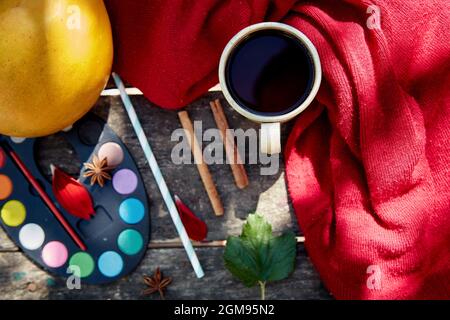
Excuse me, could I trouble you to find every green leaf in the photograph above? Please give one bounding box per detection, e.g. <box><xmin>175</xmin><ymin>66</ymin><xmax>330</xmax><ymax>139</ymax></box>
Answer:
<box><xmin>223</xmin><ymin>213</ymin><xmax>297</xmax><ymax>288</ymax></box>
<box><xmin>241</xmin><ymin>214</ymin><xmax>272</xmax><ymax>244</ymax></box>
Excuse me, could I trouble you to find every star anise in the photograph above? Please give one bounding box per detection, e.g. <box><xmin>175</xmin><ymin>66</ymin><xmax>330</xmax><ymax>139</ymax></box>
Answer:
<box><xmin>143</xmin><ymin>267</ymin><xmax>172</xmax><ymax>299</ymax></box>
<box><xmin>83</xmin><ymin>155</ymin><xmax>111</xmax><ymax>187</ymax></box>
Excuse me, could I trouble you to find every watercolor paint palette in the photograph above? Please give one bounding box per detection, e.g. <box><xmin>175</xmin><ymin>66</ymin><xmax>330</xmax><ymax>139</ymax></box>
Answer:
<box><xmin>0</xmin><ymin>114</ymin><xmax>150</xmax><ymax>284</ymax></box>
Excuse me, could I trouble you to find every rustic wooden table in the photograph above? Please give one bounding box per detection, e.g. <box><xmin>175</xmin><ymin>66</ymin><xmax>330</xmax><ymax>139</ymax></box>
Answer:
<box><xmin>0</xmin><ymin>89</ymin><xmax>331</xmax><ymax>300</ymax></box>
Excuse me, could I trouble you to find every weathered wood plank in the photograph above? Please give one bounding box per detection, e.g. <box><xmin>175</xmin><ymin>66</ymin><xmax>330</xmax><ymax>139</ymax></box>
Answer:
<box><xmin>0</xmin><ymin>91</ymin><xmax>326</xmax><ymax>300</ymax></box>
<box><xmin>1</xmin><ymin>92</ymin><xmax>299</xmax><ymax>251</ymax></box>
<box><xmin>0</xmin><ymin>230</ymin><xmax>13</xmax><ymax>251</ymax></box>
<box><xmin>106</xmin><ymin>92</ymin><xmax>299</xmax><ymax>241</ymax></box>
<box><xmin>0</xmin><ymin>246</ymin><xmax>331</xmax><ymax>300</ymax></box>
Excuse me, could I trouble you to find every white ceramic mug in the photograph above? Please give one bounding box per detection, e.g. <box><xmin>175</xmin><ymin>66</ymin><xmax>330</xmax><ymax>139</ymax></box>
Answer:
<box><xmin>219</xmin><ymin>22</ymin><xmax>322</xmax><ymax>154</ymax></box>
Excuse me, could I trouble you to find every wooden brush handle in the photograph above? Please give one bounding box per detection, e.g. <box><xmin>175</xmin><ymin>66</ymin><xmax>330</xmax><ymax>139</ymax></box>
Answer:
<box><xmin>1</xmin><ymin>143</ymin><xmax>86</xmax><ymax>251</ymax></box>
<box><xmin>178</xmin><ymin>111</ymin><xmax>224</xmax><ymax>216</ymax></box>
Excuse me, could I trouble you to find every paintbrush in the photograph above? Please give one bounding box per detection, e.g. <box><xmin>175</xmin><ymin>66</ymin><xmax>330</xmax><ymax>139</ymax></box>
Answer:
<box><xmin>0</xmin><ymin>140</ymin><xmax>87</xmax><ymax>251</ymax></box>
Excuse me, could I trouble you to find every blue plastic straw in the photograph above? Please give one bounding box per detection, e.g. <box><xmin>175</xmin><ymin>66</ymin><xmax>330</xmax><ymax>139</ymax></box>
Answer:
<box><xmin>112</xmin><ymin>73</ymin><xmax>205</xmax><ymax>278</ymax></box>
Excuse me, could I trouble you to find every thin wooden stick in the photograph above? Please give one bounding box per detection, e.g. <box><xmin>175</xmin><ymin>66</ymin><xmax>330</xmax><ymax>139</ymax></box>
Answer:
<box><xmin>210</xmin><ymin>99</ymin><xmax>249</xmax><ymax>189</ymax></box>
<box><xmin>147</xmin><ymin>236</ymin><xmax>305</xmax><ymax>249</ymax></box>
<box><xmin>178</xmin><ymin>111</ymin><xmax>224</xmax><ymax>216</ymax></box>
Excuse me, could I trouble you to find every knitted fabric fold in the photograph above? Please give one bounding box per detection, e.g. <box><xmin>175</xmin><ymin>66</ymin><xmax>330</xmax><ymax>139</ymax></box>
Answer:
<box><xmin>105</xmin><ymin>0</ymin><xmax>450</xmax><ymax>299</ymax></box>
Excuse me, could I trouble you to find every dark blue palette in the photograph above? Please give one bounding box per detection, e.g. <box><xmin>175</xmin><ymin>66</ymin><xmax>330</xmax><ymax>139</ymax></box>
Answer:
<box><xmin>0</xmin><ymin>114</ymin><xmax>150</xmax><ymax>284</ymax></box>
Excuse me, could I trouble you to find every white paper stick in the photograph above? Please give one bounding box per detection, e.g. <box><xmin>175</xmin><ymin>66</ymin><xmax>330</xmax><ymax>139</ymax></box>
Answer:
<box><xmin>112</xmin><ymin>73</ymin><xmax>204</xmax><ymax>278</ymax></box>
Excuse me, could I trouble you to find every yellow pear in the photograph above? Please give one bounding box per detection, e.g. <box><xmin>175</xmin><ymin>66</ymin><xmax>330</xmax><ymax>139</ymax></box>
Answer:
<box><xmin>0</xmin><ymin>0</ymin><xmax>113</xmax><ymax>137</ymax></box>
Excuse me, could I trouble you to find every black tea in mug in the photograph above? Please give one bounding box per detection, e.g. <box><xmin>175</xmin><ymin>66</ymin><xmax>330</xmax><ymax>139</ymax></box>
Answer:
<box><xmin>225</xmin><ymin>29</ymin><xmax>315</xmax><ymax>115</ymax></box>
<box><xmin>219</xmin><ymin>22</ymin><xmax>322</xmax><ymax>154</ymax></box>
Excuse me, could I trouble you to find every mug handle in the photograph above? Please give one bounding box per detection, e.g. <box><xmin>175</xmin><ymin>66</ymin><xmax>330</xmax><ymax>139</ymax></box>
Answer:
<box><xmin>260</xmin><ymin>123</ymin><xmax>281</xmax><ymax>154</ymax></box>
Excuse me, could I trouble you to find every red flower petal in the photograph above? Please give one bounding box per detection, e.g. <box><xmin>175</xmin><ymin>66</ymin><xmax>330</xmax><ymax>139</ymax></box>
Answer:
<box><xmin>174</xmin><ymin>195</ymin><xmax>208</xmax><ymax>241</ymax></box>
<box><xmin>52</xmin><ymin>165</ymin><xmax>95</xmax><ymax>220</ymax></box>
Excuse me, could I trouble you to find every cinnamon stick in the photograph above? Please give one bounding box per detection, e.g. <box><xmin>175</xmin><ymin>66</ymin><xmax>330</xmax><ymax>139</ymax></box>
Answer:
<box><xmin>210</xmin><ymin>99</ymin><xmax>249</xmax><ymax>189</ymax></box>
<box><xmin>178</xmin><ymin>110</ymin><xmax>224</xmax><ymax>216</ymax></box>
